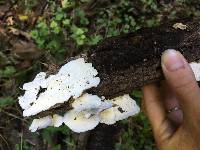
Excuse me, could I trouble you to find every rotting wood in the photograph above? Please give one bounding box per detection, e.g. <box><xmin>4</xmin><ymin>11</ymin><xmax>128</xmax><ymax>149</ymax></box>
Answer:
<box><xmin>88</xmin><ymin>20</ymin><xmax>200</xmax><ymax>99</ymax></box>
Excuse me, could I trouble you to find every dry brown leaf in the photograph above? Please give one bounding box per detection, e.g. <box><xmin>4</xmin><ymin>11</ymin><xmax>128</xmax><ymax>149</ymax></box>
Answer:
<box><xmin>0</xmin><ymin>4</ymin><xmax>10</xmax><ymax>18</ymax></box>
<box><xmin>9</xmin><ymin>27</ymin><xmax>31</xmax><ymax>40</ymax></box>
<box><xmin>6</xmin><ymin>16</ymin><xmax>15</xmax><ymax>26</ymax></box>
<box><xmin>11</xmin><ymin>40</ymin><xmax>43</xmax><ymax>60</ymax></box>
<box><xmin>0</xmin><ymin>27</ymin><xmax>7</xmax><ymax>36</ymax></box>
<box><xmin>173</xmin><ymin>23</ymin><xmax>187</xmax><ymax>30</ymax></box>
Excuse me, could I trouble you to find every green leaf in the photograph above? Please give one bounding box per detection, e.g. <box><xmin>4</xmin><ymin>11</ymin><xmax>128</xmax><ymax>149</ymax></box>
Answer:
<box><xmin>0</xmin><ymin>97</ymin><xmax>14</xmax><ymax>110</ymax></box>
<box><xmin>61</xmin><ymin>0</ymin><xmax>71</xmax><ymax>8</ymax></box>
<box><xmin>132</xmin><ymin>90</ymin><xmax>142</xmax><ymax>98</ymax></box>
<box><xmin>89</xmin><ymin>35</ymin><xmax>102</xmax><ymax>45</ymax></box>
<box><xmin>47</xmin><ymin>40</ymin><xmax>60</xmax><ymax>51</ymax></box>
<box><xmin>62</xmin><ymin>19</ymin><xmax>70</xmax><ymax>26</ymax></box>
<box><xmin>77</xmin><ymin>39</ymin><xmax>84</xmax><ymax>45</ymax></box>
<box><xmin>50</xmin><ymin>20</ymin><xmax>58</xmax><ymax>28</ymax></box>
<box><xmin>36</xmin><ymin>38</ymin><xmax>45</xmax><ymax>48</ymax></box>
<box><xmin>0</xmin><ymin>66</ymin><xmax>16</xmax><ymax>78</ymax></box>
<box><xmin>55</xmin><ymin>13</ymin><xmax>64</xmax><ymax>21</ymax></box>
<box><xmin>37</xmin><ymin>21</ymin><xmax>47</xmax><ymax>29</ymax></box>
<box><xmin>30</xmin><ymin>30</ymin><xmax>39</xmax><ymax>39</ymax></box>
<box><xmin>54</xmin><ymin>145</ymin><xmax>61</xmax><ymax>150</ymax></box>
<box><xmin>75</xmin><ymin>9</ymin><xmax>89</xmax><ymax>25</ymax></box>
<box><xmin>75</xmin><ymin>28</ymin><xmax>84</xmax><ymax>35</ymax></box>
<box><xmin>80</xmin><ymin>0</ymin><xmax>90</xmax><ymax>2</ymax></box>
<box><xmin>50</xmin><ymin>21</ymin><xmax>61</xmax><ymax>34</ymax></box>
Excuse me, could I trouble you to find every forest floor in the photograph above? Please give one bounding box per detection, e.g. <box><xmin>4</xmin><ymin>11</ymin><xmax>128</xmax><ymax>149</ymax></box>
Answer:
<box><xmin>0</xmin><ymin>0</ymin><xmax>199</xmax><ymax>150</ymax></box>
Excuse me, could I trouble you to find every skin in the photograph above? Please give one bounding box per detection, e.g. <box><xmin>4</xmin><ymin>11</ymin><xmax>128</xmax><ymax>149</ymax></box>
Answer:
<box><xmin>142</xmin><ymin>49</ymin><xmax>200</xmax><ymax>150</ymax></box>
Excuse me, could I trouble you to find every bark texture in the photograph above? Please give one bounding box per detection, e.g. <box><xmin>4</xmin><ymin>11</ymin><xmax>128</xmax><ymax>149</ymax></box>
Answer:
<box><xmin>88</xmin><ymin>20</ymin><xmax>200</xmax><ymax>99</ymax></box>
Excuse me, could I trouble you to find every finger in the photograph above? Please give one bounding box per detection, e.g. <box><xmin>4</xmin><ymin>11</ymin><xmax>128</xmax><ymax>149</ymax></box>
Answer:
<box><xmin>161</xmin><ymin>81</ymin><xmax>183</xmax><ymax>126</ymax></box>
<box><xmin>142</xmin><ymin>84</ymin><xmax>173</xmax><ymax>141</ymax></box>
<box><xmin>161</xmin><ymin>49</ymin><xmax>200</xmax><ymax>119</ymax></box>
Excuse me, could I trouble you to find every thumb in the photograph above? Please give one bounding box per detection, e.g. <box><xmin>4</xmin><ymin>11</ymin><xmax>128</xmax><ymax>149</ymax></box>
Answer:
<box><xmin>161</xmin><ymin>49</ymin><xmax>200</xmax><ymax>120</ymax></box>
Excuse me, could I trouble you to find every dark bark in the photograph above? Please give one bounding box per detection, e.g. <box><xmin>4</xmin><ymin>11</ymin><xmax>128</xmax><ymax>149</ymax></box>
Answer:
<box><xmin>87</xmin><ymin>20</ymin><xmax>200</xmax><ymax>99</ymax></box>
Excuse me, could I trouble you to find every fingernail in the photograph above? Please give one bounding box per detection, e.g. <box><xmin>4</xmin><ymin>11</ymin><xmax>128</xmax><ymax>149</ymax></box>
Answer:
<box><xmin>161</xmin><ymin>49</ymin><xmax>185</xmax><ymax>72</ymax></box>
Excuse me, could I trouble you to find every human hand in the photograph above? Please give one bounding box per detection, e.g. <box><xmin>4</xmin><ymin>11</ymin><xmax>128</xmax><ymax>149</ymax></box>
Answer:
<box><xmin>142</xmin><ymin>49</ymin><xmax>200</xmax><ymax>150</ymax></box>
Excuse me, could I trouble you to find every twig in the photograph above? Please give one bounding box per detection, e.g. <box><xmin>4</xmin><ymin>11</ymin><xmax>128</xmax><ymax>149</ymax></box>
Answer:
<box><xmin>2</xmin><ymin>110</ymin><xmax>29</xmax><ymax>124</ymax></box>
<box><xmin>0</xmin><ymin>133</ymin><xmax>11</xmax><ymax>150</ymax></box>
<box><xmin>20</xmin><ymin>132</ymin><xmax>23</xmax><ymax>150</ymax></box>
<box><xmin>75</xmin><ymin>132</ymin><xmax>90</xmax><ymax>150</ymax></box>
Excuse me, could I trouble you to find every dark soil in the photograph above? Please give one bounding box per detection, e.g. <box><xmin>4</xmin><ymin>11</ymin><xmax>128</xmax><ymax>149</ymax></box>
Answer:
<box><xmin>87</xmin><ymin>124</ymin><xmax>122</xmax><ymax>150</ymax></box>
<box><xmin>88</xmin><ymin>20</ymin><xmax>200</xmax><ymax>99</ymax></box>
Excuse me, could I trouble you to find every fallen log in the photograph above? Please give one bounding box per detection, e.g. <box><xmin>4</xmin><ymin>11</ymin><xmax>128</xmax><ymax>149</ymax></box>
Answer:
<box><xmin>88</xmin><ymin>20</ymin><xmax>200</xmax><ymax>99</ymax></box>
<box><xmin>33</xmin><ymin>20</ymin><xmax>200</xmax><ymax>118</ymax></box>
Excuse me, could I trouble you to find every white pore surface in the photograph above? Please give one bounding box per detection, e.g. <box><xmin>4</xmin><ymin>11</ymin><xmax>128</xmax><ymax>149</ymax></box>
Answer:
<box><xmin>99</xmin><ymin>107</ymin><xmax>116</xmax><ymax>125</ymax></box>
<box><xmin>52</xmin><ymin>114</ymin><xmax>63</xmax><ymax>127</ymax></box>
<box><xmin>64</xmin><ymin>94</ymin><xmax>139</xmax><ymax>132</ymax></box>
<box><xmin>29</xmin><ymin>94</ymin><xmax>139</xmax><ymax>133</ymax></box>
<box><xmin>18</xmin><ymin>58</ymin><xmax>100</xmax><ymax>117</ymax></box>
<box><xmin>29</xmin><ymin>116</ymin><xmax>52</xmax><ymax>132</ymax></box>
<box><xmin>72</xmin><ymin>93</ymin><xmax>112</xmax><ymax>115</ymax></box>
<box><xmin>189</xmin><ymin>62</ymin><xmax>200</xmax><ymax>81</ymax></box>
<box><xmin>72</xmin><ymin>93</ymin><xmax>102</xmax><ymax>112</ymax></box>
<box><xmin>100</xmin><ymin>94</ymin><xmax>140</xmax><ymax>125</ymax></box>
<box><xmin>63</xmin><ymin>110</ymin><xmax>100</xmax><ymax>133</ymax></box>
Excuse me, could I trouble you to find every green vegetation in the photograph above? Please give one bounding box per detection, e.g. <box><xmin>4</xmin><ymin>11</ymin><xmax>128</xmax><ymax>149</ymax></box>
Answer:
<box><xmin>0</xmin><ymin>0</ymin><xmax>199</xmax><ymax>149</ymax></box>
<box><xmin>28</xmin><ymin>0</ymin><xmax>167</xmax><ymax>61</ymax></box>
<box><xmin>115</xmin><ymin>114</ymin><xmax>155</xmax><ymax>150</ymax></box>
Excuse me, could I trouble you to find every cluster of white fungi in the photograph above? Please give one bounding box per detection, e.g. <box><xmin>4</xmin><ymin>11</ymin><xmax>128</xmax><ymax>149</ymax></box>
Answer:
<box><xmin>18</xmin><ymin>58</ymin><xmax>140</xmax><ymax>133</ymax></box>
<box><xmin>18</xmin><ymin>58</ymin><xmax>200</xmax><ymax>133</ymax></box>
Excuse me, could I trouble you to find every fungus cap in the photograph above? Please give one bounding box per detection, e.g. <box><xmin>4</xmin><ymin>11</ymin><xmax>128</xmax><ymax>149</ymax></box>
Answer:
<box><xmin>19</xmin><ymin>58</ymin><xmax>100</xmax><ymax>117</ymax></box>
<box><xmin>99</xmin><ymin>107</ymin><xmax>116</xmax><ymax>125</ymax></box>
<box><xmin>100</xmin><ymin>95</ymin><xmax>140</xmax><ymax>124</ymax></box>
<box><xmin>63</xmin><ymin>110</ymin><xmax>100</xmax><ymax>133</ymax></box>
<box><xmin>29</xmin><ymin>116</ymin><xmax>52</xmax><ymax>132</ymax></box>
<box><xmin>72</xmin><ymin>93</ymin><xmax>112</xmax><ymax>115</ymax></box>
<box><xmin>189</xmin><ymin>62</ymin><xmax>200</xmax><ymax>81</ymax></box>
<box><xmin>52</xmin><ymin>114</ymin><xmax>63</xmax><ymax>127</ymax></box>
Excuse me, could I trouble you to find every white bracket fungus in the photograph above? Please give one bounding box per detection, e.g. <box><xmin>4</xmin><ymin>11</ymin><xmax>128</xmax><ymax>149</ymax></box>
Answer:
<box><xmin>63</xmin><ymin>110</ymin><xmax>100</xmax><ymax>133</ymax></box>
<box><xmin>29</xmin><ymin>116</ymin><xmax>52</xmax><ymax>132</ymax></box>
<box><xmin>72</xmin><ymin>93</ymin><xmax>112</xmax><ymax>115</ymax></box>
<box><xmin>28</xmin><ymin>94</ymin><xmax>140</xmax><ymax>133</ymax></box>
<box><xmin>29</xmin><ymin>114</ymin><xmax>63</xmax><ymax>132</ymax></box>
<box><xmin>189</xmin><ymin>62</ymin><xmax>200</xmax><ymax>81</ymax></box>
<box><xmin>19</xmin><ymin>58</ymin><xmax>100</xmax><ymax>117</ymax></box>
<box><xmin>27</xmin><ymin>94</ymin><xmax>140</xmax><ymax>133</ymax></box>
<box><xmin>100</xmin><ymin>94</ymin><xmax>140</xmax><ymax>125</ymax></box>
<box><xmin>18</xmin><ymin>58</ymin><xmax>200</xmax><ymax>133</ymax></box>
<box><xmin>20</xmin><ymin>58</ymin><xmax>200</xmax><ymax>133</ymax></box>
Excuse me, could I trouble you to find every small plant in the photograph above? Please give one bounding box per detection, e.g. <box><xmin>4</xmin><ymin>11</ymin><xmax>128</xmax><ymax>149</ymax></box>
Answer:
<box><xmin>0</xmin><ymin>97</ymin><xmax>14</xmax><ymax>111</ymax></box>
<box><xmin>30</xmin><ymin>3</ymin><xmax>93</xmax><ymax>60</ymax></box>
<box><xmin>42</xmin><ymin>126</ymin><xmax>75</xmax><ymax>149</ymax></box>
<box><xmin>70</xmin><ymin>25</ymin><xmax>87</xmax><ymax>45</ymax></box>
<box><xmin>115</xmin><ymin>113</ymin><xmax>155</xmax><ymax>150</ymax></box>
<box><xmin>0</xmin><ymin>66</ymin><xmax>16</xmax><ymax>78</ymax></box>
